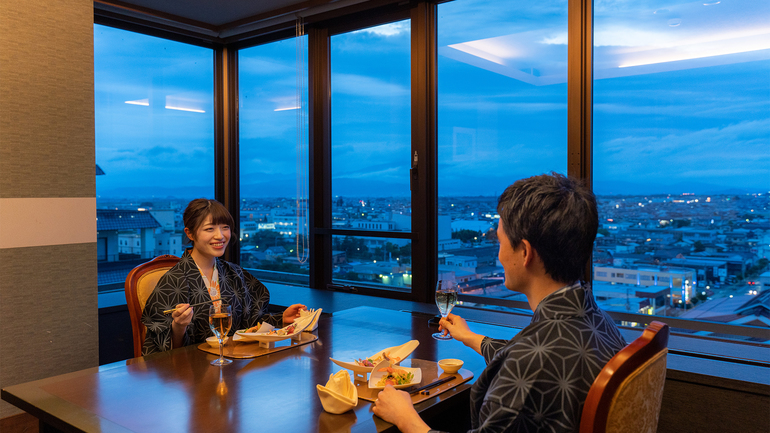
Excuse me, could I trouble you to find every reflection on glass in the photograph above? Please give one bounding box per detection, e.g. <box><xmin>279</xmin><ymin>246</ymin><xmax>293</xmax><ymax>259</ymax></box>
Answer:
<box><xmin>592</xmin><ymin>0</ymin><xmax>770</xmax><ymax>336</ymax></box>
<box><xmin>332</xmin><ymin>235</ymin><xmax>412</xmax><ymax>292</ymax></box>
<box><xmin>437</xmin><ymin>0</ymin><xmax>568</xmax><ymax>305</ymax></box>
<box><xmin>239</xmin><ymin>37</ymin><xmax>310</xmax><ymax>282</ymax></box>
<box><xmin>94</xmin><ymin>24</ymin><xmax>214</xmax><ymax>292</ymax></box>
<box><xmin>331</xmin><ymin>20</ymin><xmax>411</xmax><ymax>204</ymax></box>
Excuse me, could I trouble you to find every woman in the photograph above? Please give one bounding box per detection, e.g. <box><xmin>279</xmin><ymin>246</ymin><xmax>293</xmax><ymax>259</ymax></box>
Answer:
<box><xmin>141</xmin><ymin>198</ymin><xmax>305</xmax><ymax>355</ymax></box>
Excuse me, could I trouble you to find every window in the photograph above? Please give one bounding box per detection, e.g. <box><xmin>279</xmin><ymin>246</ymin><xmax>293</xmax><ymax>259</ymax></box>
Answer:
<box><xmin>329</xmin><ymin>20</ymin><xmax>412</xmax><ymax>292</ymax></box>
<box><xmin>437</xmin><ymin>0</ymin><xmax>568</xmax><ymax>305</ymax></box>
<box><xmin>94</xmin><ymin>24</ymin><xmax>214</xmax><ymax>292</ymax></box>
<box><xmin>592</xmin><ymin>0</ymin><xmax>770</xmax><ymax>339</ymax></box>
<box><xmin>94</xmin><ymin>1</ymin><xmax>768</xmax><ymax>350</ymax></box>
<box><xmin>239</xmin><ymin>36</ymin><xmax>309</xmax><ymax>285</ymax></box>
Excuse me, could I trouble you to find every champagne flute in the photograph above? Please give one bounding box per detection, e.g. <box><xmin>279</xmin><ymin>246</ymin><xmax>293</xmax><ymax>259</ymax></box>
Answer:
<box><xmin>432</xmin><ymin>280</ymin><xmax>458</xmax><ymax>340</ymax></box>
<box><xmin>209</xmin><ymin>303</ymin><xmax>233</xmax><ymax>366</ymax></box>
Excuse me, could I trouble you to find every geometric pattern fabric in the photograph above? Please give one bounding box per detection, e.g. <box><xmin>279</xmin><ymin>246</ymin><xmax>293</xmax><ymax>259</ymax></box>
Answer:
<box><xmin>141</xmin><ymin>250</ymin><xmax>282</xmax><ymax>355</ymax></box>
<box><xmin>468</xmin><ymin>282</ymin><xmax>627</xmax><ymax>433</ymax></box>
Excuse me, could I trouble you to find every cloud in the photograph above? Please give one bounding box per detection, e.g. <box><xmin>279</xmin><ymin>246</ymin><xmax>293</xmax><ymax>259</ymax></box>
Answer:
<box><xmin>239</xmin><ymin>56</ymin><xmax>297</xmax><ymax>76</ymax></box>
<box><xmin>352</xmin><ymin>21</ymin><xmax>410</xmax><ymax>37</ymax></box>
<box><xmin>595</xmin><ymin>118</ymin><xmax>770</xmax><ymax>189</ymax></box>
<box><xmin>332</xmin><ymin>74</ymin><xmax>409</xmax><ymax>97</ymax></box>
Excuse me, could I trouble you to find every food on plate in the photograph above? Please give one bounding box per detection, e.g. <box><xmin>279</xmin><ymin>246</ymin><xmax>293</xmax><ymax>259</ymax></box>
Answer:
<box><xmin>238</xmin><ymin>323</ymin><xmax>296</xmax><ymax>335</ymax></box>
<box><xmin>240</xmin><ymin>323</ymin><xmax>262</xmax><ymax>333</ymax></box>
<box><xmin>375</xmin><ymin>366</ymin><xmax>414</xmax><ymax>387</ymax></box>
<box><xmin>354</xmin><ymin>351</ymin><xmax>402</xmax><ymax>367</ymax></box>
<box><xmin>268</xmin><ymin>324</ymin><xmax>296</xmax><ymax>335</ymax></box>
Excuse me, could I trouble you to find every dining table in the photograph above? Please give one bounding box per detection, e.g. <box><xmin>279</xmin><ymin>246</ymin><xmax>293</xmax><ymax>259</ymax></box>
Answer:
<box><xmin>2</xmin><ymin>306</ymin><xmax>518</xmax><ymax>433</ymax></box>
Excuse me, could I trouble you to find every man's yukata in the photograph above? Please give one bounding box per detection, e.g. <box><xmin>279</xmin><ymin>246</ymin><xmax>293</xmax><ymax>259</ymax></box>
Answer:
<box><xmin>466</xmin><ymin>282</ymin><xmax>627</xmax><ymax>433</ymax></box>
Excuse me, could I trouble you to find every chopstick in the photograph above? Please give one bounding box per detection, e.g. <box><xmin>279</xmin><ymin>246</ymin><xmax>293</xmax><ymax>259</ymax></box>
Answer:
<box><xmin>409</xmin><ymin>375</ymin><xmax>456</xmax><ymax>395</ymax></box>
<box><xmin>162</xmin><ymin>298</ymin><xmax>228</xmax><ymax>314</ymax></box>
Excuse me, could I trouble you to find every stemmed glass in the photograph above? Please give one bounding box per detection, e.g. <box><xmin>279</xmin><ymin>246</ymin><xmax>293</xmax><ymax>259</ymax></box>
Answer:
<box><xmin>209</xmin><ymin>303</ymin><xmax>233</xmax><ymax>366</ymax></box>
<box><xmin>432</xmin><ymin>280</ymin><xmax>458</xmax><ymax>340</ymax></box>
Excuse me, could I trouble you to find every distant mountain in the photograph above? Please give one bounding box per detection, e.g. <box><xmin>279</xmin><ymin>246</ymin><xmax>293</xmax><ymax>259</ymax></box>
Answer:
<box><xmin>242</xmin><ymin>177</ymin><xmax>410</xmax><ymax>198</ymax></box>
<box><xmin>98</xmin><ymin>185</ymin><xmax>213</xmax><ymax>201</ymax></box>
<box><xmin>594</xmin><ymin>180</ymin><xmax>760</xmax><ymax>196</ymax></box>
<box><xmin>97</xmin><ymin>178</ymin><xmax>764</xmax><ymax>201</ymax></box>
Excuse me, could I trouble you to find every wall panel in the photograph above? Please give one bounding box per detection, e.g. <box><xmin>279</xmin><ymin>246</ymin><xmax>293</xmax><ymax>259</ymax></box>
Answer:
<box><xmin>0</xmin><ymin>0</ymin><xmax>97</xmax><ymax>419</ymax></box>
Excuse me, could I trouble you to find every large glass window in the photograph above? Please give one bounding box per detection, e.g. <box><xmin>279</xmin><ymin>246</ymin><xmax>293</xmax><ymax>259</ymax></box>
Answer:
<box><xmin>330</xmin><ymin>20</ymin><xmax>412</xmax><ymax>291</ymax></box>
<box><xmin>94</xmin><ymin>24</ymin><xmax>214</xmax><ymax>292</ymax></box>
<box><xmin>437</xmin><ymin>0</ymin><xmax>569</xmax><ymax>307</ymax></box>
<box><xmin>239</xmin><ymin>36</ymin><xmax>310</xmax><ymax>285</ymax></box>
<box><xmin>592</xmin><ymin>0</ymin><xmax>770</xmax><ymax>338</ymax></box>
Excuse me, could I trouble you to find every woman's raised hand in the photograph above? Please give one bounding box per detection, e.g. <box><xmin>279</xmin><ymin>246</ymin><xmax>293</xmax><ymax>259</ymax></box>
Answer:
<box><xmin>171</xmin><ymin>303</ymin><xmax>193</xmax><ymax>328</ymax></box>
<box><xmin>282</xmin><ymin>303</ymin><xmax>307</xmax><ymax>324</ymax></box>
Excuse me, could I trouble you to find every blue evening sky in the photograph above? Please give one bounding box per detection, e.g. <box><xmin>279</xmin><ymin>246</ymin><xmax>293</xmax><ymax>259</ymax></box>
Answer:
<box><xmin>94</xmin><ymin>0</ymin><xmax>770</xmax><ymax>201</ymax></box>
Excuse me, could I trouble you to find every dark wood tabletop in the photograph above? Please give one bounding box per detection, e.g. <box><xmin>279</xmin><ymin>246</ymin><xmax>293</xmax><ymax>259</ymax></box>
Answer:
<box><xmin>2</xmin><ymin>306</ymin><xmax>518</xmax><ymax>433</ymax></box>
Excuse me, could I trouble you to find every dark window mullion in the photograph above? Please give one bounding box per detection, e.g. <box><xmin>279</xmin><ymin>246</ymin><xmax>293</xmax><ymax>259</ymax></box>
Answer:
<box><xmin>309</xmin><ymin>26</ymin><xmax>333</xmax><ymax>291</ymax></box>
<box><xmin>410</xmin><ymin>2</ymin><xmax>438</xmax><ymax>304</ymax></box>
<box><xmin>568</xmin><ymin>0</ymin><xmax>593</xmax><ymax>281</ymax></box>
<box><xmin>215</xmin><ymin>45</ymin><xmax>240</xmax><ymax>264</ymax></box>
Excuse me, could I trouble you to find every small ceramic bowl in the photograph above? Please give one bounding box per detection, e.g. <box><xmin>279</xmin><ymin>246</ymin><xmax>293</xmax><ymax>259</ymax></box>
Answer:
<box><xmin>438</xmin><ymin>359</ymin><xmax>463</xmax><ymax>374</ymax></box>
<box><xmin>207</xmin><ymin>336</ymin><xmax>228</xmax><ymax>348</ymax></box>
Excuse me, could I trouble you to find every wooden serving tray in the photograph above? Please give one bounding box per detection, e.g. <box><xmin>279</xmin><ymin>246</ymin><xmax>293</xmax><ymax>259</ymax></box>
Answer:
<box><xmin>354</xmin><ymin>358</ymin><xmax>473</xmax><ymax>405</ymax></box>
<box><xmin>197</xmin><ymin>332</ymin><xmax>318</xmax><ymax>359</ymax></box>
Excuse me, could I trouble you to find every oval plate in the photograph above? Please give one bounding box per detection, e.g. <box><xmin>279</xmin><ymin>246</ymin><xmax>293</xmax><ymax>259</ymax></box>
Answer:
<box><xmin>329</xmin><ymin>339</ymin><xmax>419</xmax><ymax>375</ymax></box>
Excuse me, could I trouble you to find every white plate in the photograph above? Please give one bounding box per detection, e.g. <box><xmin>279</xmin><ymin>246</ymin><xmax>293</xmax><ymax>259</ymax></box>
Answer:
<box><xmin>235</xmin><ymin>319</ymin><xmax>311</xmax><ymax>343</ymax></box>
<box><xmin>367</xmin><ymin>360</ymin><xmax>421</xmax><ymax>390</ymax></box>
<box><xmin>329</xmin><ymin>340</ymin><xmax>419</xmax><ymax>376</ymax></box>
<box><xmin>294</xmin><ymin>308</ymin><xmax>322</xmax><ymax>332</ymax></box>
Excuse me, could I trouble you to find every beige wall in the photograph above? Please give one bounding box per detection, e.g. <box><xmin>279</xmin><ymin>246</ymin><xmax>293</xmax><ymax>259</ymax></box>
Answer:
<box><xmin>0</xmin><ymin>0</ymin><xmax>98</xmax><ymax>418</ymax></box>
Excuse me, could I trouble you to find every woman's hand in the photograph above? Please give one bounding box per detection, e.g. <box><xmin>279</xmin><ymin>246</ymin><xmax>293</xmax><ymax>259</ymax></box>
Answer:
<box><xmin>372</xmin><ymin>386</ymin><xmax>430</xmax><ymax>433</ymax></box>
<box><xmin>439</xmin><ymin>313</ymin><xmax>484</xmax><ymax>354</ymax></box>
<box><xmin>282</xmin><ymin>303</ymin><xmax>307</xmax><ymax>324</ymax></box>
<box><xmin>171</xmin><ymin>304</ymin><xmax>193</xmax><ymax>328</ymax></box>
<box><xmin>171</xmin><ymin>304</ymin><xmax>193</xmax><ymax>349</ymax></box>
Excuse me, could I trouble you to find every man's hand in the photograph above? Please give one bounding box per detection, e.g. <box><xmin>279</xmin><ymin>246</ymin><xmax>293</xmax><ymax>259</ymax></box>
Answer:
<box><xmin>372</xmin><ymin>386</ymin><xmax>430</xmax><ymax>433</ymax></box>
<box><xmin>282</xmin><ymin>304</ymin><xmax>307</xmax><ymax>324</ymax></box>
<box><xmin>439</xmin><ymin>313</ymin><xmax>484</xmax><ymax>354</ymax></box>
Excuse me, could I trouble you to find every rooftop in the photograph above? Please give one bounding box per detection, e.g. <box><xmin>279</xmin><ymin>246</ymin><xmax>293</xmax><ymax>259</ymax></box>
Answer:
<box><xmin>97</xmin><ymin>210</ymin><xmax>161</xmax><ymax>231</ymax></box>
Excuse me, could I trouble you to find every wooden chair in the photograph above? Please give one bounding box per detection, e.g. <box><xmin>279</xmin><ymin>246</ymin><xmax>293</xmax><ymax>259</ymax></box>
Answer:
<box><xmin>124</xmin><ymin>255</ymin><xmax>180</xmax><ymax>358</ymax></box>
<box><xmin>580</xmin><ymin>321</ymin><xmax>670</xmax><ymax>433</ymax></box>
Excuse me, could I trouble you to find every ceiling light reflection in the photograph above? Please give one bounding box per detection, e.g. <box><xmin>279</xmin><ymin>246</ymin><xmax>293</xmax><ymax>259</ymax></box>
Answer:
<box><xmin>125</xmin><ymin>99</ymin><xmax>149</xmax><ymax>106</ymax></box>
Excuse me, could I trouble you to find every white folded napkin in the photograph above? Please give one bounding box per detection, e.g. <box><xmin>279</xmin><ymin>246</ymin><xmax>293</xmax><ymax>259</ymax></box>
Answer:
<box><xmin>317</xmin><ymin>370</ymin><xmax>357</xmax><ymax>414</ymax></box>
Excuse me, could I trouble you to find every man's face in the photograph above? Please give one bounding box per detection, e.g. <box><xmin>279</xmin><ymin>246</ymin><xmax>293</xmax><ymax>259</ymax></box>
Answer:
<box><xmin>497</xmin><ymin>223</ymin><xmax>520</xmax><ymax>292</ymax></box>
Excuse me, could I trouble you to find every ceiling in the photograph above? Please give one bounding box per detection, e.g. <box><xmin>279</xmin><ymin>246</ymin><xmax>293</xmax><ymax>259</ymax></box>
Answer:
<box><xmin>99</xmin><ymin>0</ymin><xmax>313</xmax><ymax>27</ymax></box>
<box><xmin>93</xmin><ymin>0</ymin><xmax>373</xmax><ymax>38</ymax></box>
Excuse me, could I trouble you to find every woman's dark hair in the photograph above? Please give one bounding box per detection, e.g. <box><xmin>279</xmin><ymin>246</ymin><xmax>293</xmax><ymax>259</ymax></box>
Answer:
<box><xmin>497</xmin><ymin>172</ymin><xmax>598</xmax><ymax>284</ymax></box>
<box><xmin>183</xmin><ymin>199</ymin><xmax>235</xmax><ymax>245</ymax></box>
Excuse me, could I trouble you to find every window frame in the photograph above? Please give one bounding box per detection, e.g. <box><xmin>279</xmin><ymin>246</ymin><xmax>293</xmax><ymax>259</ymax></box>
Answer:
<box><xmin>94</xmin><ymin>0</ymin><xmax>770</xmax><ymax>353</ymax></box>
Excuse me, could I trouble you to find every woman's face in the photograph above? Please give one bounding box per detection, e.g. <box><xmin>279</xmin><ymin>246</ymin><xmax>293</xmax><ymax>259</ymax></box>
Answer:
<box><xmin>187</xmin><ymin>215</ymin><xmax>231</xmax><ymax>260</ymax></box>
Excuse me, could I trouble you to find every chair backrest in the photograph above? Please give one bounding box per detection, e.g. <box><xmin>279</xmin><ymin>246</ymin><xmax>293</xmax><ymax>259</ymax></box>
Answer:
<box><xmin>124</xmin><ymin>255</ymin><xmax>180</xmax><ymax>358</ymax></box>
<box><xmin>580</xmin><ymin>321</ymin><xmax>670</xmax><ymax>433</ymax></box>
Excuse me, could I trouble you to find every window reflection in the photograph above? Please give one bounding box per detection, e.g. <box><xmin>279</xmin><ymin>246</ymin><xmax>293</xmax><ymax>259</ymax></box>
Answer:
<box><xmin>94</xmin><ymin>24</ymin><xmax>214</xmax><ymax>292</ymax></box>
<box><xmin>239</xmin><ymin>37</ymin><xmax>310</xmax><ymax>283</ymax></box>
<box><xmin>437</xmin><ymin>0</ymin><xmax>568</xmax><ymax>307</ymax></box>
<box><xmin>592</xmin><ymin>0</ymin><xmax>770</xmax><ymax>337</ymax></box>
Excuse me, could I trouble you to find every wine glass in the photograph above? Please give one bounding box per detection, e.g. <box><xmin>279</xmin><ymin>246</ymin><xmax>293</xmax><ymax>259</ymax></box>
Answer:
<box><xmin>432</xmin><ymin>280</ymin><xmax>458</xmax><ymax>340</ymax></box>
<box><xmin>209</xmin><ymin>303</ymin><xmax>233</xmax><ymax>366</ymax></box>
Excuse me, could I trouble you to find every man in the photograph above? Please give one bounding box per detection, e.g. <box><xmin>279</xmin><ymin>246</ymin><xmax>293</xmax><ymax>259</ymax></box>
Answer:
<box><xmin>373</xmin><ymin>173</ymin><xmax>627</xmax><ymax>433</ymax></box>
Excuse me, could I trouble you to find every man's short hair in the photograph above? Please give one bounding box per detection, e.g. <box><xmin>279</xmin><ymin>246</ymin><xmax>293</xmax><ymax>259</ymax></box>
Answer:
<box><xmin>497</xmin><ymin>172</ymin><xmax>598</xmax><ymax>284</ymax></box>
